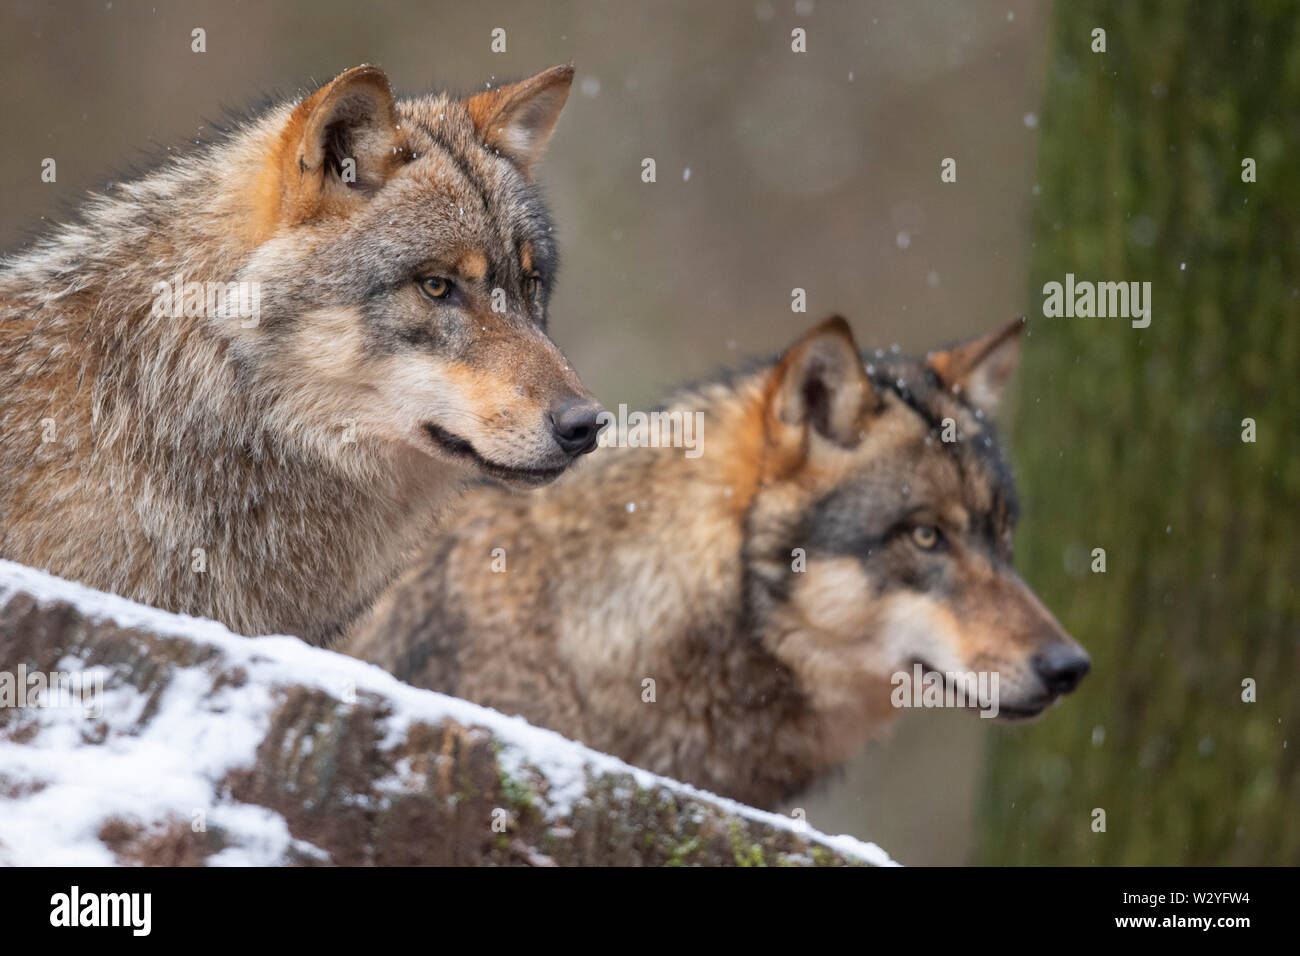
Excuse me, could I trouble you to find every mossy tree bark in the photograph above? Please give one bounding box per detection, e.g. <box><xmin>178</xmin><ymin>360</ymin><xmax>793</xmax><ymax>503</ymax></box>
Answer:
<box><xmin>976</xmin><ymin>0</ymin><xmax>1300</xmax><ymax>865</ymax></box>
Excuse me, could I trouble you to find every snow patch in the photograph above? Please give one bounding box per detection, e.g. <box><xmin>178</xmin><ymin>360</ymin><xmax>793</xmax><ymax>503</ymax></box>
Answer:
<box><xmin>0</xmin><ymin>560</ymin><xmax>896</xmax><ymax>866</ymax></box>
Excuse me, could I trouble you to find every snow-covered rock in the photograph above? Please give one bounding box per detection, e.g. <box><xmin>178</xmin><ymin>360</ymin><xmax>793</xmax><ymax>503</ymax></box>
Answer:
<box><xmin>0</xmin><ymin>560</ymin><xmax>895</xmax><ymax>866</ymax></box>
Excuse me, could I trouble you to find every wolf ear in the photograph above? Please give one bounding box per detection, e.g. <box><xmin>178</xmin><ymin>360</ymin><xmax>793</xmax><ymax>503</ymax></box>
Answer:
<box><xmin>267</xmin><ymin>65</ymin><xmax>405</xmax><ymax>226</ymax></box>
<box><xmin>766</xmin><ymin>316</ymin><xmax>881</xmax><ymax>450</ymax></box>
<box><xmin>925</xmin><ymin>317</ymin><xmax>1025</xmax><ymax>414</ymax></box>
<box><xmin>465</xmin><ymin>65</ymin><xmax>574</xmax><ymax>177</ymax></box>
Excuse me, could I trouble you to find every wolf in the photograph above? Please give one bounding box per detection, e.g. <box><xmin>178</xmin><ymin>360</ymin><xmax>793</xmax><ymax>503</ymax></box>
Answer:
<box><xmin>0</xmin><ymin>64</ymin><xmax>602</xmax><ymax>646</ymax></box>
<box><xmin>348</xmin><ymin>316</ymin><xmax>1091</xmax><ymax>808</ymax></box>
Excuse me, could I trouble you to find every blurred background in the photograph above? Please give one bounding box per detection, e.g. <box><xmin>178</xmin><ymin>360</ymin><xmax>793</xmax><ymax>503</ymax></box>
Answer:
<box><xmin>1</xmin><ymin>0</ymin><xmax>1294</xmax><ymax>864</ymax></box>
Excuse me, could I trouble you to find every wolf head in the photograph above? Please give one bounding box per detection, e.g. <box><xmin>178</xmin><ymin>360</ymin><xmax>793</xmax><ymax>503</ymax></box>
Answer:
<box><xmin>745</xmin><ymin>316</ymin><xmax>1089</xmax><ymax>725</ymax></box>
<box><xmin>226</xmin><ymin>64</ymin><xmax>601</xmax><ymax>486</ymax></box>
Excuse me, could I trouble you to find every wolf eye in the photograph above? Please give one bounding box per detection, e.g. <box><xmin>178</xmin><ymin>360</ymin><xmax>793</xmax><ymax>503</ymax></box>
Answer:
<box><xmin>911</xmin><ymin>525</ymin><xmax>941</xmax><ymax>550</ymax></box>
<box><xmin>420</xmin><ymin>277</ymin><xmax>452</xmax><ymax>300</ymax></box>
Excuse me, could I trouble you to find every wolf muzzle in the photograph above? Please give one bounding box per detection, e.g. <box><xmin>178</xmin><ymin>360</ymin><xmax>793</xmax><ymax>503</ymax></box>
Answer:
<box><xmin>549</xmin><ymin>397</ymin><xmax>603</xmax><ymax>456</ymax></box>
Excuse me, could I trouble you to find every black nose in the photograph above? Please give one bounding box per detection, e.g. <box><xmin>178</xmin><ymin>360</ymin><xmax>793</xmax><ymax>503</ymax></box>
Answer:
<box><xmin>1032</xmin><ymin>644</ymin><xmax>1092</xmax><ymax>695</ymax></box>
<box><xmin>549</xmin><ymin>398</ymin><xmax>603</xmax><ymax>456</ymax></box>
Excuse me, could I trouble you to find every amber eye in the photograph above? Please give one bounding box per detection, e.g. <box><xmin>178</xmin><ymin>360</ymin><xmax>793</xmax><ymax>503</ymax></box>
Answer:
<box><xmin>420</xmin><ymin>277</ymin><xmax>452</xmax><ymax>300</ymax></box>
<box><xmin>911</xmin><ymin>525</ymin><xmax>940</xmax><ymax>550</ymax></box>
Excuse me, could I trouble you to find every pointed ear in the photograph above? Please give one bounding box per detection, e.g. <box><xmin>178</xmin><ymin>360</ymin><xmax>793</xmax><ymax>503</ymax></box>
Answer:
<box><xmin>464</xmin><ymin>65</ymin><xmax>574</xmax><ymax>176</ymax></box>
<box><xmin>266</xmin><ymin>65</ymin><xmax>405</xmax><ymax>227</ymax></box>
<box><xmin>925</xmin><ymin>317</ymin><xmax>1025</xmax><ymax>414</ymax></box>
<box><xmin>766</xmin><ymin>316</ymin><xmax>881</xmax><ymax>449</ymax></box>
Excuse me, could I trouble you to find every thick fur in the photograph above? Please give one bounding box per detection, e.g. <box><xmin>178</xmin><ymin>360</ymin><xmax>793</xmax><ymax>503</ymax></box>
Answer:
<box><xmin>349</xmin><ymin>317</ymin><xmax>1090</xmax><ymax>808</ymax></box>
<box><xmin>0</xmin><ymin>64</ymin><xmax>598</xmax><ymax>645</ymax></box>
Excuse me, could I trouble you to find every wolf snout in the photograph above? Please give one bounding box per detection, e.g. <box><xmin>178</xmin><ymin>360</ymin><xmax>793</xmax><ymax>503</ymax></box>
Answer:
<box><xmin>549</xmin><ymin>397</ymin><xmax>604</xmax><ymax>456</ymax></box>
<box><xmin>1031</xmin><ymin>643</ymin><xmax>1091</xmax><ymax>696</ymax></box>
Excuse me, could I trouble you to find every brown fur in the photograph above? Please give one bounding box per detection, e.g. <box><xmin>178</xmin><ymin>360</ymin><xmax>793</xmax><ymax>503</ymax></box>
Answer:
<box><xmin>0</xmin><ymin>64</ymin><xmax>600</xmax><ymax>645</ymax></box>
<box><xmin>349</xmin><ymin>317</ymin><xmax>1090</xmax><ymax>808</ymax></box>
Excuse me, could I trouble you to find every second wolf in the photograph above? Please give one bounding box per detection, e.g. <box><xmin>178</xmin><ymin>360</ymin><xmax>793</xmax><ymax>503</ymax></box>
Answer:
<box><xmin>349</xmin><ymin>316</ymin><xmax>1090</xmax><ymax>808</ymax></box>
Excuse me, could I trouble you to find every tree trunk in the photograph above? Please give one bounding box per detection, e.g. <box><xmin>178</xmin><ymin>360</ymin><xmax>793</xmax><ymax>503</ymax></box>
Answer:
<box><xmin>976</xmin><ymin>0</ymin><xmax>1300</xmax><ymax>865</ymax></box>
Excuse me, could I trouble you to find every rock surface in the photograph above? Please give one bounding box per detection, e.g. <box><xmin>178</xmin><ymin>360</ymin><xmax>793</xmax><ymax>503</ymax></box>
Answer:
<box><xmin>0</xmin><ymin>560</ymin><xmax>894</xmax><ymax>866</ymax></box>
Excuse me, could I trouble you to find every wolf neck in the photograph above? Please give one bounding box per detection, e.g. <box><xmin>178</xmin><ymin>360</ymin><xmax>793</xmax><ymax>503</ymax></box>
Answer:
<box><xmin>6</xmin><ymin>108</ymin><xmax>289</xmax><ymax>302</ymax></box>
<box><xmin>551</xmin><ymin>370</ymin><xmax>836</xmax><ymax>804</ymax></box>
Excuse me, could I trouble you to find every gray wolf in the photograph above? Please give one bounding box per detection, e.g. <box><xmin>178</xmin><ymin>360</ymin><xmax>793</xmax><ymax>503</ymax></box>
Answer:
<box><xmin>0</xmin><ymin>63</ymin><xmax>601</xmax><ymax>645</ymax></box>
<box><xmin>348</xmin><ymin>316</ymin><xmax>1090</xmax><ymax>807</ymax></box>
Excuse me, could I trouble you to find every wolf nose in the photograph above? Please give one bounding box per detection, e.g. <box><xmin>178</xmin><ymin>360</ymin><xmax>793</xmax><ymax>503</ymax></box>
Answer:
<box><xmin>549</xmin><ymin>398</ymin><xmax>603</xmax><ymax>456</ymax></box>
<box><xmin>1032</xmin><ymin>644</ymin><xmax>1092</xmax><ymax>695</ymax></box>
